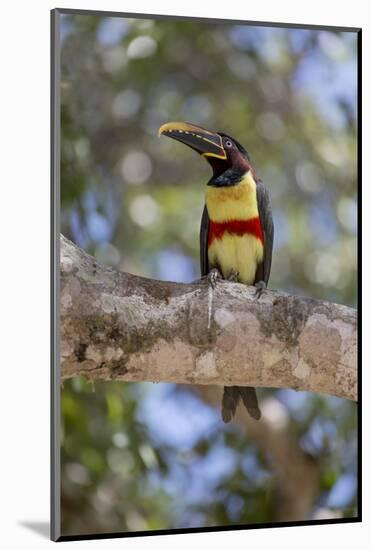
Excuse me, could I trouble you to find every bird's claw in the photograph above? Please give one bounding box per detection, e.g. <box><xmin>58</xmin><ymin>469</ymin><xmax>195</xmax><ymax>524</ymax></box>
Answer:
<box><xmin>208</xmin><ymin>268</ymin><xmax>222</xmax><ymax>289</ymax></box>
<box><xmin>254</xmin><ymin>281</ymin><xmax>266</xmax><ymax>300</ymax></box>
<box><xmin>228</xmin><ymin>270</ymin><xmax>240</xmax><ymax>282</ymax></box>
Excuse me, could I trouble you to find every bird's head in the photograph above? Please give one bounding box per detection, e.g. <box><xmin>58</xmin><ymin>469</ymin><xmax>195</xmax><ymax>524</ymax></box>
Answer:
<box><xmin>158</xmin><ymin>121</ymin><xmax>253</xmax><ymax>185</ymax></box>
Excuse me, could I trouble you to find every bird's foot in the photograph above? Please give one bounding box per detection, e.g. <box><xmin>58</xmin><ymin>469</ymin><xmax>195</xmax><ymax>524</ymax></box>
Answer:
<box><xmin>208</xmin><ymin>268</ymin><xmax>222</xmax><ymax>289</ymax></box>
<box><xmin>254</xmin><ymin>281</ymin><xmax>266</xmax><ymax>300</ymax></box>
<box><xmin>228</xmin><ymin>270</ymin><xmax>240</xmax><ymax>283</ymax></box>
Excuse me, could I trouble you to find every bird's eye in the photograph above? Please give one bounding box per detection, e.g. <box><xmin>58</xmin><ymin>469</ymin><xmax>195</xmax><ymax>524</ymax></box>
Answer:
<box><xmin>225</xmin><ymin>139</ymin><xmax>233</xmax><ymax>148</ymax></box>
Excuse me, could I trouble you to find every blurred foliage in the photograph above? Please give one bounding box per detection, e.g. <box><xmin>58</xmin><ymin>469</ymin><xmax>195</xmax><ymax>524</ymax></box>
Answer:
<box><xmin>59</xmin><ymin>13</ymin><xmax>358</xmax><ymax>536</ymax></box>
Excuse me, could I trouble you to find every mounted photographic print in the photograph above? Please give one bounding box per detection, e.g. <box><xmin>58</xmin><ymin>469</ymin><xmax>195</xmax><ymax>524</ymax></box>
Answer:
<box><xmin>51</xmin><ymin>8</ymin><xmax>361</xmax><ymax>541</ymax></box>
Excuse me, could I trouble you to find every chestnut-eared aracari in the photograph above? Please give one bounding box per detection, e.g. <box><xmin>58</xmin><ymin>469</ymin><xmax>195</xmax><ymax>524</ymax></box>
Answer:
<box><xmin>159</xmin><ymin>121</ymin><xmax>274</xmax><ymax>422</ymax></box>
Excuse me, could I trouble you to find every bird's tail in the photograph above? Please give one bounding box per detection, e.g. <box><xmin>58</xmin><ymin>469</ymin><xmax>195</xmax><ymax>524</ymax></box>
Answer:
<box><xmin>221</xmin><ymin>386</ymin><xmax>261</xmax><ymax>423</ymax></box>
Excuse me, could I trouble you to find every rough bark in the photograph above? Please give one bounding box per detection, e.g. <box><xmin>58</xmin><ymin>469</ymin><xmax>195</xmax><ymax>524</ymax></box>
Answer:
<box><xmin>60</xmin><ymin>235</ymin><xmax>357</xmax><ymax>401</ymax></box>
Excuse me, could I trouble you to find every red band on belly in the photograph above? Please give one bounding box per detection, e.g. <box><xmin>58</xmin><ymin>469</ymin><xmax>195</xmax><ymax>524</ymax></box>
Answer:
<box><xmin>208</xmin><ymin>218</ymin><xmax>263</xmax><ymax>246</ymax></box>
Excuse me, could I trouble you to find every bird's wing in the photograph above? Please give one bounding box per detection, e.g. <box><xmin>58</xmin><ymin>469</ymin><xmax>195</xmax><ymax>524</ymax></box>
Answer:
<box><xmin>200</xmin><ymin>205</ymin><xmax>210</xmax><ymax>276</ymax></box>
<box><xmin>256</xmin><ymin>180</ymin><xmax>274</xmax><ymax>285</ymax></box>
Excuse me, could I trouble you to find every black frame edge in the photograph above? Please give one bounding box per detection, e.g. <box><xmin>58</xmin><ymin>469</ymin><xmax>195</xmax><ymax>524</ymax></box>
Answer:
<box><xmin>58</xmin><ymin>517</ymin><xmax>361</xmax><ymax>542</ymax></box>
<box><xmin>54</xmin><ymin>7</ymin><xmax>361</xmax><ymax>33</ymax></box>
<box><xmin>51</xmin><ymin>7</ymin><xmax>61</xmax><ymax>543</ymax></box>
<box><xmin>356</xmin><ymin>27</ymin><xmax>362</xmax><ymax>524</ymax></box>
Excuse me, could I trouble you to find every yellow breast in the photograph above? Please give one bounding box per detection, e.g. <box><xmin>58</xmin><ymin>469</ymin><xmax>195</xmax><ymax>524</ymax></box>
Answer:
<box><xmin>205</xmin><ymin>171</ymin><xmax>259</xmax><ymax>222</ymax></box>
<box><xmin>205</xmin><ymin>171</ymin><xmax>263</xmax><ymax>284</ymax></box>
<box><xmin>208</xmin><ymin>233</ymin><xmax>263</xmax><ymax>284</ymax></box>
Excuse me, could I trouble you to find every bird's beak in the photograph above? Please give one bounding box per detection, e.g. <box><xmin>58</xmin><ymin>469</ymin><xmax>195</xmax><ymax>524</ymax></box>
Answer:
<box><xmin>158</xmin><ymin>121</ymin><xmax>227</xmax><ymax>160</ymax></box>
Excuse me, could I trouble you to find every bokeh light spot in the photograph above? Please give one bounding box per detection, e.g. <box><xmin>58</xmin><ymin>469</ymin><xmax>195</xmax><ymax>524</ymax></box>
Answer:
<box><xmin>121</xmin><ymin>151</ymin><xmax>152</xmax><ymax>184</ymax></box>
<box><xmin>129</xmin><ymin>195</ymin><xmax>162</xmax><ymax>228</ymax></box>
<box><xmin>112</xmin><ymin>432</ymin><xmax>129</xmax><ymax>448</ymax></box>
<box><xmin>101</xmin><ymin>46</ymin><xmax>127</xmax><ymax>73</ymax></box>
<box><xmin>74</xmin><ymin>137</ymin><xmax>90</xmax><ymax>160</ymax></box>
<box><xmin>127</xmin><ymin>36</ymin><xmax>157</xmax><ymax>59</ymax></box>
<box><xmin>256</xmin><ymin>112</ymin><xmax>286</xmax><ymax>141</ymax></box>
<box><xmin>314</xmin><ymin>252</ymin><xmax>341</xmax><ymax>286</ymax></box>
<box><xmin>65</xmin><ymin>462</ymin><xmax>90</xmax><ymax>485</ymax></box>
<box><xmin>337</xmin><ymin>197</ymin><xmax>357</xmax><ymax>233</ymax></box>
<box><xmin>295</xmin><ymin>162</ymin><xmax>322</xmax><ymax>193</ymax></box>
<box><xmin>112</xmin><ymin>89</ymin><xmax>141</xmax><ymax>120</ymax></box>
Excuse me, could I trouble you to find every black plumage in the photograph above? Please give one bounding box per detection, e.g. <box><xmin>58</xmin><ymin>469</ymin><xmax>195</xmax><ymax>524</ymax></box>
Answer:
<box><xmin>254</xmin><ymin>180</ymin><xmax>274</xmax><ymax>286</ymax></box>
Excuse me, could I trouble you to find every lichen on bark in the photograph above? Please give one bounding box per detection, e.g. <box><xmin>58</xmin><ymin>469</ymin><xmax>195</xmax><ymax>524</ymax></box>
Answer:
<box><xmin>60</xmin><ymin>235</ymin><xmax>357</xmax><ymax>401</ymax></box>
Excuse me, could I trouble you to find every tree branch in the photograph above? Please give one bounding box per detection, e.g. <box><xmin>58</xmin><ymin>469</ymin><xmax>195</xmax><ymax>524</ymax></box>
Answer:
<box><xmin>60</xmin><ymin>235</ymin><xmax>357</xmax><ymax>401</ymax></box>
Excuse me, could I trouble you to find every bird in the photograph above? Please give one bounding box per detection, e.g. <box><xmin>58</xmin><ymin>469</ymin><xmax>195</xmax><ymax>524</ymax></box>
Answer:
<box><xmin>158</xmin><ymin>121</ymin><xmax>274</xmax><ymax>422</ymax></box>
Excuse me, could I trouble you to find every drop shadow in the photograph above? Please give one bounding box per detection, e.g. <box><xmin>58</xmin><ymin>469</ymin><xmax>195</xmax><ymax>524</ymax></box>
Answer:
<box><xmin>19</xmin><ymin>521</ymin><xmax>50</xmax><ymax>539</ymax></box>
